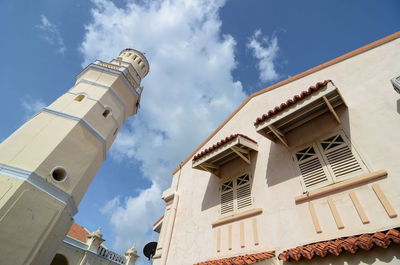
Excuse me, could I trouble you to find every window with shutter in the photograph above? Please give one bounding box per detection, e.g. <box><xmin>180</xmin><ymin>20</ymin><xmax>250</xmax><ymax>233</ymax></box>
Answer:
<box><xmin>293</xmin><ymin>144</ymin><xmax>333</xmax><ymax>191</ymax></box>
<box><xmin>220</xmin><ymin>174</ymin><xmax>252</xmax><ymax>216</ymax></box>
<box><xmin>318</xmin><ymin>133</ymin><xmax>367</xmax><ymax>181</ymax></box>
<box><xmin>236</xmin><ymin>174</ymin><xmax>252</xmax><ymax>210</ymax></box>
<box><xmin>221</xmin><ymin>180</ymin><xmax>234</xmax><ymax>215</ymax></box>
<box><xmin>293</xmin><ymin>131</ymin><xmax>368</xmax><ymax>192</ymax></box>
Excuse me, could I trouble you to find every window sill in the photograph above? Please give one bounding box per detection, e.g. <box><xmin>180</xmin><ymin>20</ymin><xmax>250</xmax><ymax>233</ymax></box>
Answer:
<box><xmin>295</xmin><ymin>169</ymin><xmax>387</xmax><ymax>203</ymax></box>
<box><xmin>212</xmin><ymin>208</ymin><xmax>263</xmax><ymax>228</ymax></box>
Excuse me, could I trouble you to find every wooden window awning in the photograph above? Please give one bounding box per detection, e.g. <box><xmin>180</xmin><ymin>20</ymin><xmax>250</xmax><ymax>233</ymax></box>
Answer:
<box><xmin>153</xmin><ymin>216</ymin><xmax>163</xmax><ymax>233</ymax></box>
<box><xmin>254</xmin><ymin>80</ymin><xmax>346</xmax><ymax>147</ymax></box>
<box><xmin>192</xmin><ymin>134</ymin><xmax>258</xmax><ymax>177</ymax></box>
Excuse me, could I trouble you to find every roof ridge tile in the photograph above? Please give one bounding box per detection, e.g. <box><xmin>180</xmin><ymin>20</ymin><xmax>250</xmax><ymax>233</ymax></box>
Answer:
<box><xmin>194</xmin><ymin>251</ymin><xmax>275</xmax><ymax>265</ymax></box>
<box><xmin>254</xmin><ymin>80</ymin><xmax>331</xmax><ymax>126</ymax></box>
<box><xmin>278</xmin><ymin>227</ymin><xmax>400</xmax><ymax>262</ymax></box>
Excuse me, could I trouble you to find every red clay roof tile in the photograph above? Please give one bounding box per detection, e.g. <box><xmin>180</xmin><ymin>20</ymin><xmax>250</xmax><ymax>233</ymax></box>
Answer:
<box><xmin>194</xmin><ymin>251</ymin><xmax>275</xmax><ymax>265</ymax></box>
<box><xmin>254</xmin><ymin>80</ymin><xmax>331</xmax><ymax>126</ymax></box>
<box><xmin>67</xmin><ymin>223</ymin><xmax>90</xmax><ymax>243</ymax></box>
<box><xmin>193</xmin><ymin>134</ymin><xmax>257</xmax><ymax>162</ymax></box>
<box><xmin>278</xmin><ymin>227</ymin><xmax>400</xmax><ymax>262</ymax></box>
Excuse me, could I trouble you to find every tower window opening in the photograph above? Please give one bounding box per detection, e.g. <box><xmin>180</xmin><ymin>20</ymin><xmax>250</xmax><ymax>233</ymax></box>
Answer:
<box><xmin>103</xmin><ymin>109</ymin><xmax>111</xmax><ymax>118</ymax></box>
<box><xmin>74</xmin><ymin>94</ymin><xmax>85</xmax><ymax>102</ymax></box>
<box><xmin>137</xmin><ymin>59</ymin><xmax>142</xmax><ymax>64</ymax></box>
<box><xmin>51</xmin><ymin>167</ymin><xmax>68</xmax><ymax>183</ymax></box>
<box><xmin>127</xmin><ymin>52</ymin><xmax>132</xmax><ymax>57</ymax></box>
<box><xmin>133</xmin><ymin>55</ymin><xmax>138</xmax><ymax>60</ymax></box>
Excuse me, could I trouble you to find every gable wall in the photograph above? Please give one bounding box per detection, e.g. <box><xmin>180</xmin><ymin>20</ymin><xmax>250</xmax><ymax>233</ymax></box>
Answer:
<box><xmin>155</xmin><ymin>36</ymin><xmax>400</xmax><ymax>265</ymax></box>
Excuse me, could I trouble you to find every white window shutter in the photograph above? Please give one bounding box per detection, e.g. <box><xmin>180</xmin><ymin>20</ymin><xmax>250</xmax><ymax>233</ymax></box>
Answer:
<box><xmin>236</xmin><ymin>174</ymin><xmax>252</xmax><ymax>210</ymax></box>
<box><xmin>220</xmin><ymin>181</ymin><xmax>234</xmax><ymax>215</ymax></box>
<box><xmin>319</xmin><ymin>133</ymin><xmax>367</xmax><ymax>181</ymax></box>
<box><xmin>220</xmin><ymin>174</ymin><xmax>253</xmax><ymax>216</ymax></box>
<box><xmin>294</xmin><ymin>144</ymin><xmax>333</xmax><ymax>191</ymax></box>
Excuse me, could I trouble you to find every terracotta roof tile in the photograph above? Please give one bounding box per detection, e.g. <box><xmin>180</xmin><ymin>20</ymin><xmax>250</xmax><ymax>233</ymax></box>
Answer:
<box><xmin>67</xmin><ymin>223</ymin><xmax>90</xmax><ymax>243</ymax></box>
<box><xmin>278</xmin><ymin>227</ymin><xmax>400</xmax><ymax>262</ymax></box>
<box><xmin>194</xmin><ymin>251</ymin><xmax>275</xmax><ymax>265</ymax></box>
<box><xmin>254</xmin><ymin>80</ymin><xmax>331</xmax><ymax>126</ymax></box>
<box><xmin>193</xmin><ymin>134</ymin><xmax>257</xmax><ymax>162</ymax></box>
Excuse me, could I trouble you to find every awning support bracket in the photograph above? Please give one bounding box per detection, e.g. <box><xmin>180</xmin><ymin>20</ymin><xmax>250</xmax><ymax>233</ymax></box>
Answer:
<box><xmin>231</xmin><ymin>146</ymin><xmax>251</xmax><ymax>164</ymax></box>
<box><xmin>268</xmin><ymin>125</ymin><xmax>289</xmax><ymax>147</ymax></box>
<box><xmin>323</xmin><ymin>96</ymin><xmax>341</xmax><ymax>124</ymax></box>
<box><xmin>200</xmin><ymin>163</ymin><xmax>220</xmax><ymax>177</ymax></box>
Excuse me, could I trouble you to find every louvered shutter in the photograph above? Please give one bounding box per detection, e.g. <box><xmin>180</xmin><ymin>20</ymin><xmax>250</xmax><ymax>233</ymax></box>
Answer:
<box><xmin>236</xmin><ymin>174</ymin><xmax>252</xmax><ymax>210</ymax></box>
<box><xmin>294</xmin><ymin>144</ymin><xmax>333</xmax><ymax>191</ymax></box>
<box><xmin>318</xmin><ymin>133</ymin><xmax>367</xmax><ymax>181</ymax></box>
<box><xmin>220</xmin><ymin>181</ymin><xmax>234</xmax><ymax>215</ymax></box>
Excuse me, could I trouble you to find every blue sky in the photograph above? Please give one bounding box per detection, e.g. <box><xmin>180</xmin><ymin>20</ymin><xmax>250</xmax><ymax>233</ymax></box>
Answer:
<box><xmin>0</xmin><ymin>0</ymin><xmax>399</xmax><ymax>263</ymax></box>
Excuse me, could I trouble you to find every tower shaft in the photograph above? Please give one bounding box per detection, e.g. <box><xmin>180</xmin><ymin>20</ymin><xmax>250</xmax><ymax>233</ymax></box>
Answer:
<box><xmin>0</xmin><ymin>49</ymin><xmax>149</xmax><ymax>265</ymax></box>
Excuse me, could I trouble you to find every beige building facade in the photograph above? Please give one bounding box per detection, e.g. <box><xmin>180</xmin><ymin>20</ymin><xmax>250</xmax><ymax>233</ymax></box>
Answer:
<box><xmin>152</xmin><ymin>31</ymin><xmax>400</xmax><ymax>265</ymax></box>
<box><xmin>0</xmin><ymin>49</ymin><xmax>148</xmax><ymax>265</ymax></box>
<box><xmin>49</xmin><ymin>223</ymin><xmax>138</xmax><ymax>265</ymax></box>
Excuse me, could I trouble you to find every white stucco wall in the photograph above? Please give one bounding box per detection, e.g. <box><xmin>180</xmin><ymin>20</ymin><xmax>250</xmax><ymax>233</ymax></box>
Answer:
<box><xmin>154</xmin><ymin>35</ymin><xmax>400</xmax><ymax>265</ymax></box>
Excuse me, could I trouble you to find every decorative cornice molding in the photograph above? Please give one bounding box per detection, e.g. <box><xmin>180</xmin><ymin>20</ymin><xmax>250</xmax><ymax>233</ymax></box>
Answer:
<box><xmin>98</xmin><ymin>61</ymin><xmax>140</xmax><ymax>88</ymax></box>
<box><xmin>211</xmin><ymin>208</ymin><xmax>263</xmax><ymax>228</ymax></box>
<box><xmin>119</xmin><ymin>64</ymin><xmax>141</xmax><ymax>84</ymax></box>
<box><xmin>294</xmin><ymin>170</ymin><xmax>388</xmax><ymax>203</ymax></box>
<box><xmin>64</xmin><ymin>235</ymin><xmax>89</xmax><ymax>250</ymax></box>
<box><xmin>0</xmin><ymin>163</ymin><xmax>78</xmax><ymax>216</ymax></box>
<box><xmin>77</xmin><ymin>63</ymin><xmax>139</xmax><ymax>98</ymax></box>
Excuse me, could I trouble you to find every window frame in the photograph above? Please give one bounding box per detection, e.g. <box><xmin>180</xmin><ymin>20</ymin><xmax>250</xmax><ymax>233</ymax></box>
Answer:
<box><xmin>292</xmin><ymin>130</ymin><xmax>369</xmax><ymax>192</ymax></box>
<box><xmin>219</xmin><ymin>172</ymin><xmax>253</xmax><ymax>217</ymax></box>
<box><xmin>292</xmin><ymin>142</ymin><xmax>334</xmax><ymax>191</ymax></box>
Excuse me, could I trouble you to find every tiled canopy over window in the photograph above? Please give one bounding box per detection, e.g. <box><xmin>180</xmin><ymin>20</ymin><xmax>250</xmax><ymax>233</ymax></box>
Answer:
<box><xmin>192</xmin><ymin>134</ymin><xmax>258</xmax><ymax>177</ymax></box>
<box><xmin>254</xmin><ymin>80</ymin><xmax>346</xmax><ymax>147</ymax></box>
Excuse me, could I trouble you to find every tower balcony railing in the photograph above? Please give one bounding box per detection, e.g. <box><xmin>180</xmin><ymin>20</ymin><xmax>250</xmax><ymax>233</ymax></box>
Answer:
<box><xmin>97</xmin><ymin>60</ymin><xmax>142</xmax><ymax>91</ymax></box>
<box><xmin>97</xmin><ymin>246</ymin><xmax>126</xmax><ymax>264</ymax></box>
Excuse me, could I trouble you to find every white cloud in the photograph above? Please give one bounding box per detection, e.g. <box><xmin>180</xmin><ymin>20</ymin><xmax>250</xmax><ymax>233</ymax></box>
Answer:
<box><xmin>21</xmin><ymin>96</ymin><xmax>46</xmax><ymax>119</ymax></box>
<box><xmin>101</xmin><ymin>182</ymin><xmax>163</xmax><ymax>255</ymax></box>
<box><xmin>100</xmin><ymin>197</ymin><xmax>121</xmax><ymax>215</ymax></box>
<box><xmin>37</xmin><ymin>15</ymin><xmax>66</xmax><ymax>54</ymax></box>
<box><xmin>247</xmin><ymin>29</ymin><xmax>280</xmax><ymax>83</ymax></box>
<box><xmin>80</xmin><ymin>0</ymin><xmax>246</xmax><ymax>261</ymax></box>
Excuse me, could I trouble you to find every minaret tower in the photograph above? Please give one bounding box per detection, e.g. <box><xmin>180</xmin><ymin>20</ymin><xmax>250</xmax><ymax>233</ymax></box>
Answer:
<box><xmin>0</xmin><ymin>49</ymin><xmax>149</xmax><ymax>265</ymax></box>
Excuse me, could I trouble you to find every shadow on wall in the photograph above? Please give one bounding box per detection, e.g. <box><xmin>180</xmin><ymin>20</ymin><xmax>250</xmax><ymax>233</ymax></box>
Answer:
<box><xmin>264</xmin><ymin>142</ymin><xmax>296</xmax><ymax>187</ymax></box>
<box><xmin>397</xmin><ymin>98</ymin><xmax>400</xmax><ymax>114</ymax></box>
<box><xmin>201</xmin><ymin>153</ymin><xmax>258</xmax><ymax>212</ymax></box>
<box><xmin>201</xmin><ymin>173</ymin><xmax>219</xmax><ymax>212</ymax></box>
<box><xmin>265</xmin><ymin>106</ymin><xmax>350</xmax><ymax>187</ymax></box>
<box><xmin>282</xmin><ymin>243</ymin><xmax>400</xmax><ymax>265</ymax></box>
